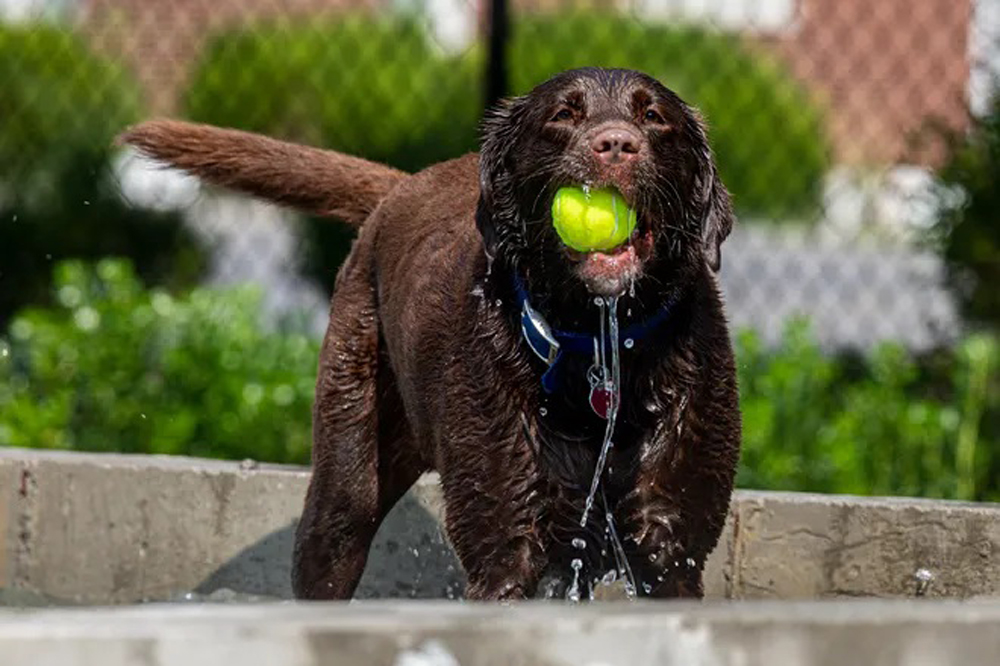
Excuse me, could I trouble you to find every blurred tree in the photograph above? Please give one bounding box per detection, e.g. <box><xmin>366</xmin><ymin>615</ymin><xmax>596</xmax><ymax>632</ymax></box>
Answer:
<box><xmin>183</xmin><ymin>13</ymin><xmax>830</xmax><ymax>293</ymax></box>
<box><xmin>183</xmin><ymin>16</ymin><xmax>482</xmax><ymax>292</ymax></box>
<box><xmin>931</xmin><ymin>90</ymin><xmax>1000</xmax><ymax>331</ymax></box>
<box><xmin>507</xmin><ymin>13</ymin><xmax>831</xmax><ymax>220</ymax></box>
<box><xmin>0</xmin><ymin>25</ymin><xmax>205</xmax><ymax>325</ymax></box>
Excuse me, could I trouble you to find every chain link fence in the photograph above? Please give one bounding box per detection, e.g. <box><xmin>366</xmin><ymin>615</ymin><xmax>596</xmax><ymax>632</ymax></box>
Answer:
<box><xmin>2</xmin><ymin>0</ymin><xmax>999</xmax><ymax>497</ymax></box>
<box><xmin>2</xmin><ymin>0</ymin><xmax>995</xmax><ymax>345</ymax></box>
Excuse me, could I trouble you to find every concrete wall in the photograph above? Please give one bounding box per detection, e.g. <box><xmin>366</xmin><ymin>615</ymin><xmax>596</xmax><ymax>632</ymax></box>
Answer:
<box><xmin>5</xmin><ymin>600</ymin><xmax>1000</xmax><ymax>666</ymax></box>
<box><xmin>2</xmin><ymin>448</ymin><xmax>999</xmax><ymax>605</ymax></box>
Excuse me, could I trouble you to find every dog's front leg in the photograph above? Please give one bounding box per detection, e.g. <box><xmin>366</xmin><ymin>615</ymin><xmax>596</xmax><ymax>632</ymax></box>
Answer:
<box><xmin>623</xmin><ymin>382</ymin><xmax>740</xmax><ymax>599</ymax></box>
<box><xmin>436</xmin><ymin>400</ymin><xmax>547</xmax><ymax>601</ymax></box>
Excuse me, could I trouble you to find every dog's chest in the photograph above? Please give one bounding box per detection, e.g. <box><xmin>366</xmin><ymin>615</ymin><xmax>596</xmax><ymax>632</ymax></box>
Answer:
<box><xmin>530</xmin><ymin>395</ymin><xmax>647</xmax><ymax>490</ymax></box>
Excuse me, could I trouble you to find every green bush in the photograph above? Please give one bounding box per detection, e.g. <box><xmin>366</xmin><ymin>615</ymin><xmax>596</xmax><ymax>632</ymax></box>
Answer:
<box><xmin>930</xmin><ymin>91</ymin><xmax>1000</xmax><ymax>330</ymax></box>
<box><xmin>737</xmin><ymin>319</ymin><xmax>1000</xmax><ymax>501</ymax></box>
<box><xmin>0</xmin><ymin>25</ymin><xmax>204</xmax><ymax>325</ymax></box>
<box><xmin>3</xmin><ymin>261</ymin><xmax>997</xmax><ymax>502</ymax></box>
<box><xmin>0</xmin><ymin>259</ymin><xmax>317</xmax><ymax>464</ymax></box>
<box><xmin>185</xmin><ymin>15</ymin><xmax>482</xmax><ymax>172</ymax></box>
<box><xmin>181</xmin><ymin>14</ymin><xmax>828</xmax><ymax>290</ymax></box>
<box><xmin>508</xmin><ymin>12</ymin><xmax>831</xmax><ymax>219</ymax></box>
<box><xmin>183</xmin><ymin>16</ymin><xmax>483</xmax><ymax>290</ymax></box>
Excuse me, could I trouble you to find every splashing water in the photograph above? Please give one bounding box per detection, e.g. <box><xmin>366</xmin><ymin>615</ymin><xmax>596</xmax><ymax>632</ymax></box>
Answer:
<box><xmin>567</xmin><ymin>558</ymin><xmax>584</xmax><ymax>603</ymax></box>
<box><xmin>581</xmin><ymin>296</ymin><xmax>620</xmax><ymax>526</ymax></box>
<box><xmin>573</xmin><ymin>295</ymin><xmax>640</xmax><ymax>599</ymax></box>
<box><xmin>606</xmin><ymin>508</ymin><xmax>637</xmax><ymax>598</ymax></box>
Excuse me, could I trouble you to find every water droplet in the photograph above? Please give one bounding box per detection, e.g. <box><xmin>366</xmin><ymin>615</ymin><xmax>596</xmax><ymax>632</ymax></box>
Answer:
<box><xmin>624</xmin><ymin>338</ymin><xmax>634</xmax><ymax>349</ymax></box>
<box><xmin>686</xmin><ymin>557</ymin><xmax>696</xmax><ymax>568</ymax></box>
<box><xmin>572</xmin><ymin>537</ymin><xmax>586</xmax><ymax>550</ymax></box>
<box><xmin>593</xmin><ymin>296</ymin><xmax>604</xmax><ymax>307</ymax></box>
<box><xmin>539</xmin><ymin>406</ymin><xmax>548</xmax><ymax>417</ymax></box>
<box><xmin>140</xmin><ymin>413</ymin><xmax>147</xmax><ymax>420</ymax></box>
<box><xmin>642</xmin><ymin>582</ymin><xmax>652</xmax><ymax>594</ymax></box>
<box><xmin>411</xmin><ymin>548</ymin><xmax>420</xmax><ymax>558</ymax></box>
<box><xmin>648</xmin><ymin>552</ymin><xmax>657</xmax><ymax>563</ymax></box>
<box><xmin>83</xmin><ymin>200</ymin><xmax>91</xmax><ymax>206</ymax></box>
<box><xmin>601</xmin><ymin>570</ymin><xmax>617</xmax><ymax>585</ymax></box>
<box><xmin>494</xmin><ymin>298</ymin><xmax>502</xmax><ymax>307</ymax></box>
<box><xmin>11</xmin><ymin>214</ymin><xmax>17</xmax><ymax>222</ymax></box>
<box><xmin>914</xmin><ymin>568</ymin><xmax>935</xmax><ymax>596</ymax></box>
<box><xmin>566</xmin><ymin>558</ymin><xmax>584</xmax><ymax>603</ymax></box>
<box><xmin>626</xmin><ymin>309</ymin><xmax>632</xmax><ymax>317</ymax></box>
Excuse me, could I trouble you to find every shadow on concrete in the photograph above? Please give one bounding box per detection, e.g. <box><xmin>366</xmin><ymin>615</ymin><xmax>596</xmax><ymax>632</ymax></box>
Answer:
<box><xmin>194</xmin><ymin>493</ymin><xmax>465</xmax><ymax>600</ymax></box>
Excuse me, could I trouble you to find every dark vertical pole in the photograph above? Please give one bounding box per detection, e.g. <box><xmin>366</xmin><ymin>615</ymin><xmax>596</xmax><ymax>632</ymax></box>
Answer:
<box><xmin>485</xmin><ymin>0</ymin><xmax>509</xmax><ymax>113</ymax></box>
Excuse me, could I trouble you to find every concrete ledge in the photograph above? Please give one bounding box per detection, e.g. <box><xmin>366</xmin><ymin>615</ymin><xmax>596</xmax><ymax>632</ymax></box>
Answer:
<box><xmin>2</xmin><ymin>600</ymin><xmax>1000</xmax><ymax>665</ymax></box>
<box><xmin>2</xmin><ymin>448</ymin><xmax>999</xmax><ymax>604</ymax></box>
<box><xmin>732</xmin><ymin>490</ymin><xmax>1000</xmax><ymax>599</ymax></box>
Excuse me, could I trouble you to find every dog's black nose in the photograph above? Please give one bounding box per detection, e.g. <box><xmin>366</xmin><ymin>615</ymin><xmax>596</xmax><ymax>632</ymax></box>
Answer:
<box><xmin>590</xmin><ymin>127</ymin><xmax>641</xmax><ymax>164</ymax></box>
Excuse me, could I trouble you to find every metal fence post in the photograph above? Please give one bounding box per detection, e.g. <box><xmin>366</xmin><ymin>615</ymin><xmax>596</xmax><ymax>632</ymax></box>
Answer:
<box><xmin>485</xmin><ymin>0</ymin><xmax>509</xmax><ymax>113</ymax></box>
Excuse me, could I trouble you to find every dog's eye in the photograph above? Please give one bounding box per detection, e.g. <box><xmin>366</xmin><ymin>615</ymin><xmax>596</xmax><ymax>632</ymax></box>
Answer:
<box><xmin>644</xmin><ymin>109</ymin><xmax>667</xmax><ymax>125</ymax></box>
<box><xmin>550</xmin><ymin>108</ymin><xmax>575</xmax><ymax>123</ymax></box>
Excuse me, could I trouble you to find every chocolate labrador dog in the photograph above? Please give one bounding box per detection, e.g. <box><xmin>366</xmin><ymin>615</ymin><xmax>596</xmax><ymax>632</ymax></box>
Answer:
<box><xmin>121</xmin><ymin>67</ymin><xmax>740</xmax><ymax>601</ymax></box>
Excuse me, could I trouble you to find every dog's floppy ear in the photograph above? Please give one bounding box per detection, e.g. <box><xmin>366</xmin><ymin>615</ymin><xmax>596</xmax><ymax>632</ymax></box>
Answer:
<box><xmin>476</xmin><ymin>95</ymin><xmax>529</xmax><ymax>260</ymax></box>
<box><xmin>700</xmin><ymin>158</ymin><xmax>734</xmax><ymax>272</ymax></box>
<box><xmin>690</xmin><ymin>113</ymin><xmax>734</xmax><ymax>272</ymax></box>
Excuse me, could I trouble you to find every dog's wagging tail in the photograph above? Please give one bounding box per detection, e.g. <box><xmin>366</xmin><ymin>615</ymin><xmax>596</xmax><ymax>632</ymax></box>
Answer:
<box><xmin>119</xmin><ymin>119</ymin><xmax>407</xmax><ymax>225</ymax></box>
<box><xmin>118</xmin><ymin>67</ymin><xmax>741</xmax><ymax>602</ymax></box>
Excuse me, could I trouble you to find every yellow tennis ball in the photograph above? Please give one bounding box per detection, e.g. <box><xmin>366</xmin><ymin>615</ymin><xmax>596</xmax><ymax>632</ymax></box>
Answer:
<box><xmin>551</xmin><ymin>186</ymin><xmax>638</xmax><ymax>252</ymax></box>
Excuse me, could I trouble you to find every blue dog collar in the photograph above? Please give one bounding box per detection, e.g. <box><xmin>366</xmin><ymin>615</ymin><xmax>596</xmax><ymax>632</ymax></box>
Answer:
<box><xmin>514</xmin><ymin>275</ymin><xmax>674</xmax><ymax>394</ymax></box>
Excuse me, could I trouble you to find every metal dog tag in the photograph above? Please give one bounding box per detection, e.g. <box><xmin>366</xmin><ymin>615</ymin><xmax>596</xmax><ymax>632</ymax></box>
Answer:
<box><xmin>587</xmin><ymin>363</ymin><xmax>615</xmax><ymax>420</ymax></box>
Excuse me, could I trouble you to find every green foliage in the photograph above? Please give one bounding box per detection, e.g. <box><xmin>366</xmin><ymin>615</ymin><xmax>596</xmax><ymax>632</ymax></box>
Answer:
<box><xmin>180</xmin><ymin>13</ymin><xmax>828</xmax><ymax>290</ymax></box>
<box><xmin>0</xmin><ymin>25</ymin><xmax>204</xmax><ymax>324</ymax></box>
<box><xmin>507</xmin><ymin>12</ymin><xmax>831</xmax><ymax>219</ymax></box>
<box><xmin>183</xmin><ymin>15</ymin><xmax>483</xmax><ymax>292</ymax></box>
<box><xmin>931</xmin><ymin>92</ymin><xmax>1000</xmax><ymax>330</ymax></box>
<box><xmin>184</xmin><ymin>15</ymin><xmax>482</xmax><ymax>173</ymax></box>
<box><xmin>3</xmin><ymin>261</ymin><xmax>997</xmax><ymax>502</ymax></box>
<box><xmin>737</xmin><ymin>319</ymin><xmax>1000</xmax><ymax>502</ymax></box>
<box><xmin>0</xmin><ymin>260</ymin><xmax>317</xmax><ymax>464</ymax></box>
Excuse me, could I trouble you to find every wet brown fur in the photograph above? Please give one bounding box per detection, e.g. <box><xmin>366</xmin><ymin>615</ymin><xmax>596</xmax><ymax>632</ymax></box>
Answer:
<box><xmin>119</xmin><ymin>67</ymin><xmax>741</xmax><ymax>601</ymax></box>
<box><xmin>119</xmin><ymin>119</ymin><xmax>406</xmax><ymax>225</ymax></box>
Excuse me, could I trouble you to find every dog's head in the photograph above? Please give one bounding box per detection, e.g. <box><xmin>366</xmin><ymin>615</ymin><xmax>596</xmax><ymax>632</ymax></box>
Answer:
<box><xmin>477</xmin><ymin>67</ymin><xmax>733</xmax><ymax>299</ymax></box>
